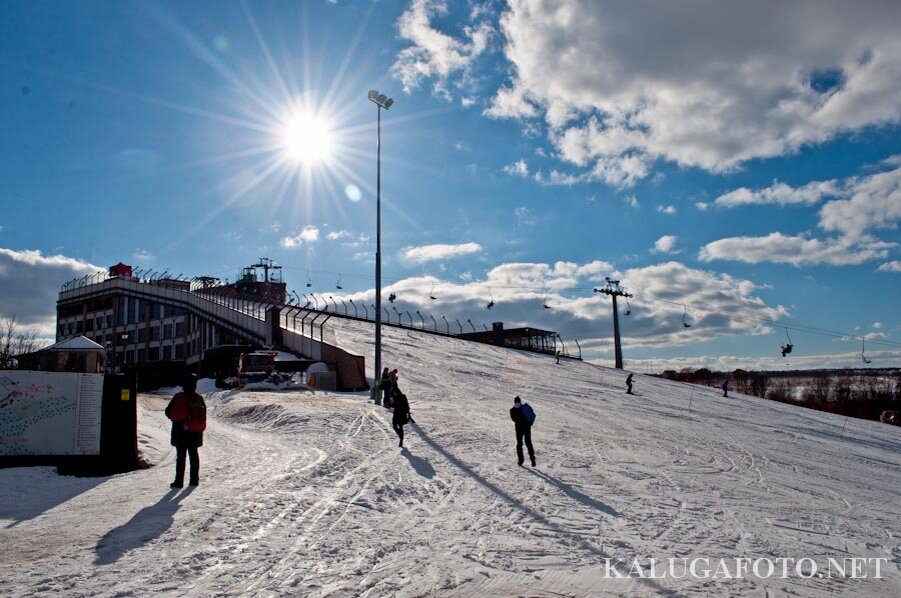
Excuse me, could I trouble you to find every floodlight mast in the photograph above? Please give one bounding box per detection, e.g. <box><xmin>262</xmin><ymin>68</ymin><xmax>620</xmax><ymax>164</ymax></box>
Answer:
<box><xmin>368</xmin><ymin>89</ymin><xmax>394</xmax><ymax>403</ymax></box>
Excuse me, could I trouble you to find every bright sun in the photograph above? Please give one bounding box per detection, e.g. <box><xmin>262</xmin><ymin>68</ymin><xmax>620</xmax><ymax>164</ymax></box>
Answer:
<box><xmin>282</xmin><ymin>111</ymin><xmax>333</xmax><ymax>164</ymax></box>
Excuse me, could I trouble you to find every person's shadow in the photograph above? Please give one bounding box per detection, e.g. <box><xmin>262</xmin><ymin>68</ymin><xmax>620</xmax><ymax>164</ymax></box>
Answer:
<box><xmin>94</xmin><ymin>487</ymin><xmax>195</xmax><ymax>565</ymax></box>
<box><xmin>401</xmin><ymin>448</ymin><xmax>435</xmax><ymax>479</ymax></box>
<box><xmin>529</xmin><ymin>469</ymin><xmax>620</xmax><ymax>518</ymax></box>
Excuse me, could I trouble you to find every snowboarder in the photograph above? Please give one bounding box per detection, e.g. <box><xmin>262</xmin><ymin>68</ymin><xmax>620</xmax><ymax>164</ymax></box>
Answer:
<box><xmin>509</xmin><ymin>396</ymin><xmax>536</xmax><ymax>467</ymax></box>
<box><xmin>392</xmin><ymin>390</ymin><xmax>410</xmax><ymax>447</ymax></box>
<box><xmin>722</xmin><ymin>379</ymin><xmax>729</xmax><ymax>398</ymax></box>
<box><xmin>626</xmin><ymin>373</ymin><xmax>634</xmax><ymax>395</ymax></box>
<box><xmin>165</xmin><ymin>373</ymin><xmax>206</xmax><ymax>488</ymax></box>
<box><xmin>555</xmin><ymin>350</ymin><xmax>561</xmax><ymax>364</ymax></box>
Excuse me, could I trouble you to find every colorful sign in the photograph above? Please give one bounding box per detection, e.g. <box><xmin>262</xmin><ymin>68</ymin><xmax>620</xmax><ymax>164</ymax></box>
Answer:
<box><xmin>0</xmin><ymin>371</ymin><xmax>104</xmax><ymax>456</ymax></box>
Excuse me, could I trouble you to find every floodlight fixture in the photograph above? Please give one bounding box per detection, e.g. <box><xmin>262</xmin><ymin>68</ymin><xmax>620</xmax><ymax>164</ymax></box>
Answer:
<box><xmin>368</xmin><ymin>89</ymin><xmax>394</xmax><ymax>110</ymax></box>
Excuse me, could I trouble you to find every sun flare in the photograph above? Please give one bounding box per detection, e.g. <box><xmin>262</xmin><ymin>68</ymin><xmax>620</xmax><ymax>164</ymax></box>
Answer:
<box><xmin>282</xmin><ymin>111</ymin><xmax>333</xmax><ymax>164</ymax></box>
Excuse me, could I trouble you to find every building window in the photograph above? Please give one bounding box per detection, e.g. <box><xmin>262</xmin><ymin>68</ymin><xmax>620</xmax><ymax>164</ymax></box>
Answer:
<box><xmin>151</xmin><ymin>326</ymin><xmax>160</xmax><ymax>341</ymax></box>
<box><xmin>137</xmin><ymin>348</ymin><xmax>145</xmax><ymax>364</ymax></box>
<box><xmin>106</xmin><ymin>314</ymin><xmax>112</xmax><ymax>328</ymax></box>
<box><xmin>163</xmin><ymin>344</ymin><xmax>172</xmax><ymax>360</ymax></box>
<box><xmin>175</xmin><ymin>321</ymin><xmax>185</xmax><ymax>337</ymax></box>
<box><xmin>175</xmin><ymin>343</ymin><xmax>184</xmax><ymax>359</ymax></box>
<box><xmin>137</xmin><ymin>328</ymin><xmax>146</xmax><ymax>343</ymax></box>
<box><xmin>163</xmin><ymin>323</ymin><xmax>173</xmax><ymax>340</ymax></box>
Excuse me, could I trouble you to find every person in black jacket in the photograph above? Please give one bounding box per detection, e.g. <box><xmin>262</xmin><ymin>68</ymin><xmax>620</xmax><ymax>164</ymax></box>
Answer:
<box><xmin>165</xmin><ymin>374</ymin><xmax>206</xmax><ymax>488</ymax></box>
<box><xmin>626</xmin><ymin>373</ymin><xmax>634</xmax><ymax>395</ymax></box>
<box><xmin>392</xmin><ymin>391</ymin><xmax>410</xmax><ymax>447</ymax></box>
<box><xmin>509</xmin><ymin>396</ymin><xmax>536</xmax><ymax>467</ymax></box>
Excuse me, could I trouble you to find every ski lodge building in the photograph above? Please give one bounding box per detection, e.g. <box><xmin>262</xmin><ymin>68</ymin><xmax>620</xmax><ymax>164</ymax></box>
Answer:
<box><xmin>54</xmin><ymin>260</ymin><xmax>366</xmax><ymax>390</ymax></box>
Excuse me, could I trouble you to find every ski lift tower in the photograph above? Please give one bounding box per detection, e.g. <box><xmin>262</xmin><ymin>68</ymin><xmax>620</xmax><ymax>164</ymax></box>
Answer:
<box><xmin>594</xmin><ymin>279</ymin><xmax>632</xmax><ymax>369</ymax></box>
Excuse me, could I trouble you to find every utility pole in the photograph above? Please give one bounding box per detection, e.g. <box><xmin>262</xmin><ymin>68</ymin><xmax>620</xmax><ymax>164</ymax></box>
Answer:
<box><xmin>594</xmin><ymin>279</ymin><xmax>632</xmax><ymax>369</ymax></box>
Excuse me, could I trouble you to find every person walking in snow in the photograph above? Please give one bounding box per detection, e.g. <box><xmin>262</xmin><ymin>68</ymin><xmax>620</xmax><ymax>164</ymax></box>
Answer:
<box><xmin>626</xmin><ymin>373</ymin><xmax>634</xmax><ymax>395</ymax></box>
<box><xmin>721</xmin><ymin>379</ymin><xmax>729</xmax><ymax>398</ymax></box>
<box><xmin>555</xmin><ymin>350</ymin><xmax>561</xmax><ymax>364</ymax></box>
<box><xmin>510</xmin><ymin>396</ymin><xmax>536</xmax><ymax>467</ymax></box>
<box><xmin>392</xmin><ymin>390</ymin><xmax>410</xmax><ymax>448</ymax></box>
<box><xmin>165</xmin><ymin>373</ymin><xmax>206</xmax><ymax>488</ymax></box>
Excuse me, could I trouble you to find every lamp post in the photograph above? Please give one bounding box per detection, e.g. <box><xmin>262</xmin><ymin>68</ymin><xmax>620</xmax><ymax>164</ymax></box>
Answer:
<box><xmin>368</xmin><ymin>89</ymin><xmax>394</xmax><ymax>402</ymax></box>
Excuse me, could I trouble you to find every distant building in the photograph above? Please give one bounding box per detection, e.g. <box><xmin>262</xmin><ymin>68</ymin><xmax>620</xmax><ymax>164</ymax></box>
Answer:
<box><xmin>55</xmin><ymin>260</ymin><xmax>286</xmax><ymax>384</ymax></box>
<box><xmin>458</xmin><ymin>322</ymin><xmax>561</xmax><ymax>356</ymax></box>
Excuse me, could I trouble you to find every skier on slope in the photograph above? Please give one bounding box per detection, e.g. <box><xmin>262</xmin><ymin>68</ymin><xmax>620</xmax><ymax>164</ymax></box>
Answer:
<box><xmin>510</xmin><ymin>396</ymin><xmax>536</xmax><ymax>467</ymax></box>
<box><xmin>722</xmin><ymin>379</ymin><xmax>729</xmax><ymax>398</ymax></box>
<box><xmin>165</xmin><ymin>373</ymin><xmax>206</xmax><ymax>488</ymax></box>
<box><xmin>626</xmin><ymin>373</ymin><xmax>634</xmax><ymax>395</ymax></box>
<box><xmin>392</xmin><ymin>390</ymin><xmax>410</xmax><ymax>448</ymax></box>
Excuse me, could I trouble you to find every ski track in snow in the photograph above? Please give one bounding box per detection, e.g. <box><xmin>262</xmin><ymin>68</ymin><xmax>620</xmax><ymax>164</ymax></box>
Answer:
<box><xmin>1</xmin><ymin>317</ymin><xmax>900</xmax><ymax>597</ymax></box>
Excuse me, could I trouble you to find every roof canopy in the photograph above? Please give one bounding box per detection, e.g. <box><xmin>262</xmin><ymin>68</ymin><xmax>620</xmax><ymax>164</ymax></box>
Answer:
<box><xmin>46</xmin><ymin>335</ymin><xmax>106</xmax><ymax>352</ymax></box>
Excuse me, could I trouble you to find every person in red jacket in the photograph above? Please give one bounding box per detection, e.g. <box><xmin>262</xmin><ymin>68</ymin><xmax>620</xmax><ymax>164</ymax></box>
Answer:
<box><xmin>165</xmin><ymin>373</ymin><xmax>206</xmax><ymax>488</ymax></box>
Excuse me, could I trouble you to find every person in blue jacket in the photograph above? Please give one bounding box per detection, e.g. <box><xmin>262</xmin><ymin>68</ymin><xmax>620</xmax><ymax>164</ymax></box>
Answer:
<box><xmin>509</xmin><ymin>396</ymin><xmax>536</xmax><ymax>467</ymax></box>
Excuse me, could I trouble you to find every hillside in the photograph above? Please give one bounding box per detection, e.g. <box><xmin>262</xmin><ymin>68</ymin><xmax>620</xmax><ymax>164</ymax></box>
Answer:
<box><xmin>1</xmin><ymin>318</ymin><xmax>900</xmax><ymax>597</ymax></box>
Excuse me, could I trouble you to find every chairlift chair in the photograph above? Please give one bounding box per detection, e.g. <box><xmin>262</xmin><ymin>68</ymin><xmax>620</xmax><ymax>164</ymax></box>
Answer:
<box><xmin>781</xmin><ymin>327</ymin><xmax>793</xmax><ymax>357</ymax></box>
<box><xmin>623</xmin><ymin>298</ymin><xmax>631</xmax><ymax>316</ymax></box>
<box><xmin>388</xmin><ymin>291</ymin><xmax>397</xmax><ymax>303</ymax></box>
<box><xmin>486</xmin><ymin>287</ymin><xmax>495</xmax><ymax>310</ymax></box>
<box><xmin>862</xmin><ymin>339</ymin><xmax>872</xmax><ymax>364</ymax></box>
<box><xmin>306</xmin><ymin>271</ymin><xmax>312</xmax><ymax>288</ymax></box>
<box><xmin>335</xmin><ymin>274</ymin><xmax>343</xmax><ymax>290</ymax></box>
<box><xmin>429</xmin><ymin>283</ymin><xmax>437</xmax><ymax>300</ymax></box>
<box><xmin>681</xmin><ymin>306</ymin><xmax>691</xmax><ymax>328</ymax></box>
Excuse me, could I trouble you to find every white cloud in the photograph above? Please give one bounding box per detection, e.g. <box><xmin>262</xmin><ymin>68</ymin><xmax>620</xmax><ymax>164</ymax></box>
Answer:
<box><xmin>702</xmin><ymin>163</ymin><xmax>901</xmax><ymax>266</ymax></box>
<box><xmin>280</xmin><ymin>226</ymin><xmax>320</xmax><ymax>248</ymax></box>
<box><xmin>873</xmin><ymin>322</ymin><xmax>883</xmax><ymax>329</ymax></box>
<box><xmin>652</xmin><ymin>235</ymin><xmax>678</xmax><ymax>254</ymax></box>
<box><xmin>132</xmin><ymin>249</ymin><xmax>154</xmax><ymax>262</ymax></box>
<box><xmin>329</xmin><ymin>258</ymin><xmax>784</xmax><ymax>351</ymax></box>
<box><xmin>391</xmin><ymin>0</ymin><xmax>493</xmax><ymax>95</ymax></box>
<box><xmin>695</xmin><ymin>202</ymin><xmax>710</xmax><ymax>211</ymax></box>
<box><xmin>877</xmin><ymin>260</ymin><xmax>901</xmax><ymax>272</ymax></box>
<box><xmin>327</xmin><ymin>230</ymin><xmax>350</xmax><ymax>241</ymax></box>
<box><xmin>698</xmin><ymin>232</ymin><xmax>893</xmax><ymax>266</ymax></box>
<box><xmin>514</xmin><ymin>206</ymin><xmax>537</xmax><ymax>226</ymax></box>
<box><xmin>460</xmin><ymin>96</ymin><xmax>477</xmax><ymax>108</ymax></box>
<box><xmin>656</xmin><ymin>205</ymin><xmax>676</xmax><ymax>215</ymax></box>
<box><xmin>714</xmin><ymin>180</ymin><xmax>843</xmax><ymax>208</ymax></box>
<box><xmin>0</xmin><ymin>248</ymin><xmax>101</xmax><ymax>336</ymax></box>
<box><xmin>502</xmin><ymin>159</ymin><xmax>529</xmax><ymax>177</ymax></box>
<box><xmin>625</xmin><ymin>195</ymin><xmax>640</xmax><ymax>209</ymax></box>
<box><xmin>403</xmin><ymin>242</ymin><xmax>482</xmax><ymax>263</ymax></box>
<box><xmin>484</xmin><ymin>1</ymin><xmax>901</xmax><ymax>185</ymax></box>
<box><xmin>819</xmin><ymin>165</ymin><xmax>901</xmax><ymax>239</ymax></box>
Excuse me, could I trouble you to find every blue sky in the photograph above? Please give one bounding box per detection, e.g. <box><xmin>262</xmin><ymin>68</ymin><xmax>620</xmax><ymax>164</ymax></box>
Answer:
<box><xmin>1</xmin><ymin>0</ymin><xmax>899</xmax><ymax>370</ymax></box>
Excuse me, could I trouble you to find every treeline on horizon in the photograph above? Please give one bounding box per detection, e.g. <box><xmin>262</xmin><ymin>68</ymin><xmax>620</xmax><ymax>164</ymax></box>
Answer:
<box><xmin>657</xmin><ymin>368</ymin><xmax>901</xmax><ymax>425</ymax></box>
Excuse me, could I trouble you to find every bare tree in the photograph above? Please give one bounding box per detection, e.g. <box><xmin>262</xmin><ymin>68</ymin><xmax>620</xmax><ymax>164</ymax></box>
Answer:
<box><xmin>1</xmin><ymin>315</ymin><xmax>43</xmax><ymax>369</ymax></box>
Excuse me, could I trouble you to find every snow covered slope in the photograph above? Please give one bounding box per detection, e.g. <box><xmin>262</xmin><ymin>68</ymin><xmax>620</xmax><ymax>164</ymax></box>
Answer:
<box><xmin>1</xmin><ymin>318</ymin><xmax>899</xmax><ymax>597</ymax></box>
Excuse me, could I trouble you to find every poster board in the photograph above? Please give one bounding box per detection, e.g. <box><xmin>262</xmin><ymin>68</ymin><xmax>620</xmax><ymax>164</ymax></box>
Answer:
<box><xmin>0</xmin><ymin>371</ymin><xmax>104</xmax><ymax>456</ymax></box>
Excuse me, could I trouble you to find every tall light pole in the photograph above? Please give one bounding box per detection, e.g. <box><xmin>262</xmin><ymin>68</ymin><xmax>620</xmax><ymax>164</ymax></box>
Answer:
<box><xmin>368</xmin><ymin>90</ymin><xmax>394</xmax><ymax>402</ymax></box>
